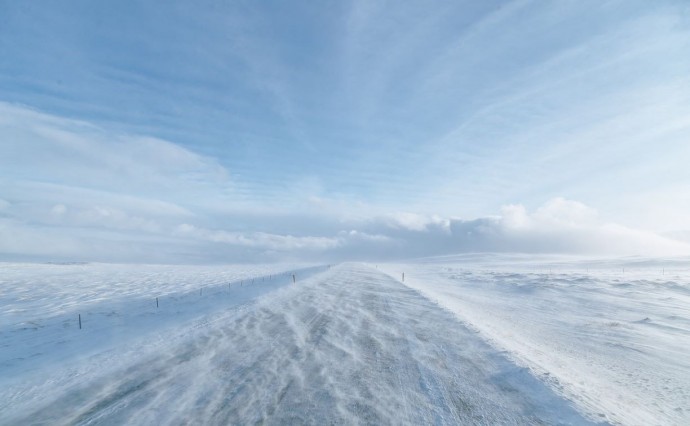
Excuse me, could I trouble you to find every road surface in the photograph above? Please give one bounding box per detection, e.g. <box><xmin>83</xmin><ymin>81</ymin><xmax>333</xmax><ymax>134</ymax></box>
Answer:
<box><xmin>6</xmin><ymin>264</ymin><xmax>598</xmax><ymax>425</ymax></box>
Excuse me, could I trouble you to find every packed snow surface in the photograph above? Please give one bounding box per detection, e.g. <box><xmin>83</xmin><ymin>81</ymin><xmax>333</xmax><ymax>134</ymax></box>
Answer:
<box><xmin>381</xmin><ymin>254</ymin><xmax>690</xmax><ymax>425</ymax></box>
<box><xmin>0</xmin><ymin>262</ymin><xmax>598</xmax><ymax>425</ymax></box>
<box><xmin>0</xmin><ymin>262</ymin><xmax>318</xmax><ymax>382</ymax></box>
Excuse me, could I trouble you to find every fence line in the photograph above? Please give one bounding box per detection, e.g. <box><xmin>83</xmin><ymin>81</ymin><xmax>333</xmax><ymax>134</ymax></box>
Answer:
<box><xmin>2</xmin><ymin>265</ymin><xmax>328</xmax><ymax>333</ymax></box>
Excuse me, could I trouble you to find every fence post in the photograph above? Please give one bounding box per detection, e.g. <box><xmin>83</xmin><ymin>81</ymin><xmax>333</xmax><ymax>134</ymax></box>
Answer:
<box><xmin>78</xmin><ymin>314</ymin><xmax>82</xmax><ymax>330</ymax></box>
<box><xmin>292</xmin><ymin>274</ymin><xmax>296</xmax><ymax>283</ymax></box>
<box><xmin>156</xmin><ymin>297</ymin><xmax>159</xmax><ymax>308</ymax></box>
<box><xmin>402</xmin><ymin>272</ymin><xmax>405</xmax><ymax>282</ymax></box>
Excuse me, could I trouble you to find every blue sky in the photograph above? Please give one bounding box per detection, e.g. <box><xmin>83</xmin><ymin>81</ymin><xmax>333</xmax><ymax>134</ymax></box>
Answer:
<box><xmin>1</xmin><ymin>0</ymin><xmax>690</xmax><ymax>262</ymax></box>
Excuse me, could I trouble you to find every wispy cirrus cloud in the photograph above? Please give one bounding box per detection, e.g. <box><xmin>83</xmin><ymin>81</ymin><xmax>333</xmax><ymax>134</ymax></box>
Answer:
<box><xmin>1</xmin><ymin>1</ymin><xmax>690</xmax><ymax>262</ymax></box>
<box><xmin>3</xmin><ymin>0</ymin><xmax>688</xmax><ymax>222</ymax></box>
<box><xmin>2</xmin><ymin>102</ymin><xmax>689</xmax><ymax>263</ymax></box>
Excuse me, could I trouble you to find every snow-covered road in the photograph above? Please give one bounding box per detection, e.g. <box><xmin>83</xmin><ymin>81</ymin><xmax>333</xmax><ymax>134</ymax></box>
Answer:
<box><xmin>2</xmin><ymin>264</ymin><xmax>596</xmax><ymax>425</ymax></box>
<box><xmin>380</xmin><ymin>256</ymin><xmax>690</xmax><ymax>425</ymax></box>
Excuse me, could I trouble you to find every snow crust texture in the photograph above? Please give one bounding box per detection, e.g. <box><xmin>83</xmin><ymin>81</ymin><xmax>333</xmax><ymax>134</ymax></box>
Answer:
<box><xmin>0</xmin><ymin>262</ymin><xmax>317</xmax><ymax>383</ymax></box>
<box><xmin>1</xmin><ymin>263</ymin><xmax>596</xmax><ymax>425</ymax></box>
<box><xmin>381</xmin><ymin>256</ymin><xmax>690</xmax><ymax>425</ymax></box>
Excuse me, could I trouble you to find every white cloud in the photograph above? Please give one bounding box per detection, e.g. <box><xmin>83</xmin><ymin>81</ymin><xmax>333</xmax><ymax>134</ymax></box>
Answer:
<box><xmin>499</xmin><ymin>198</ymin><xmax>598</xmax><ymax>231</ymax></box>
<box><xmin>1</xmin><ymin>195</ymin><xmax>688</xmax><ymax>263</ymax></box>
<box><xmin>0</xmin><ymin>102</ymin><xmax>220</xmax><ymax>243</ymax></box>
<box><xmin>0</xmin><ymin>102</ymin><xmax>231</xmax><ymax>198</ymax></box>
<box><xmin>447</xmin><ymin>199</ymin><xmax>690</xmax><ymax>257</ymax></box>
<box><xmin>533</xmin><ymin>198</ymin><xmax>598</xmax><ymax>227</ymax></box>
<box><xmin>175</xmin><ymin>223</ymin><xmax>340</xmax><ymax>252</ymax></box>
<box><xmin>500</xmin><ymin>204</ymin><xmax>530</xmax><ymax>229</ymax></box>
<box><xmin>1</xmin><ymin>103</ymin><xmax>688</xmax><ymax>263</ymax></box>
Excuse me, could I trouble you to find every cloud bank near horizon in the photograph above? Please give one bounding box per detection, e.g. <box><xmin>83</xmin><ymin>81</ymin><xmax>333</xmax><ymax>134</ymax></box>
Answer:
<box><xmin>1</xmin><ymin>103</ymin><xmax>688</xmax><ymax>264</ymax></box>
<box><xmin>2</xmin><ymin>195</ymin><xmax>689</xmax><ymax>264</ymax></box>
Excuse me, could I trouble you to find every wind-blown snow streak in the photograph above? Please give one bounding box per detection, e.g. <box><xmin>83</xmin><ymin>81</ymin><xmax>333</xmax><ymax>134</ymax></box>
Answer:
<box><xmin>381</xmin><ymin>255</ymin><xmax>690</xmax><ymax>425</ymax></box>
<box><xmin>0</xmin><ymin>264</ymin><xmax>596</xmax><ymax>425</ymax></box>
<box><xmin>0</xmin><ymin>262</ymin><xmax>318</xmax><ymax>382</ymax></box>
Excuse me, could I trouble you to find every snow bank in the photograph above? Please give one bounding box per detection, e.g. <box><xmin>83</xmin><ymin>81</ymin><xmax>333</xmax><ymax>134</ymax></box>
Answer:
<box><xmin>380</xmin><ymin>255</ymin><xmax>690</xmax><ymax>425</ymax></box>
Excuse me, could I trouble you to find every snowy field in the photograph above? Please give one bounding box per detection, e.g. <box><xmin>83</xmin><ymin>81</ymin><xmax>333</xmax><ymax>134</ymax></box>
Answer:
<box><xmin>0</xmin><ymin>257</ymin><xmax>687</xmax><ymax>424</ymax></box>
<box><xmin>0</xmin><ymin>262</ymin><xmax>319</xmax><ymax>383</ymax></box>
<box><xmin>381</xmin><ymin>255</ymin><xmax>690</xmax><ymax>425</ymax></box>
